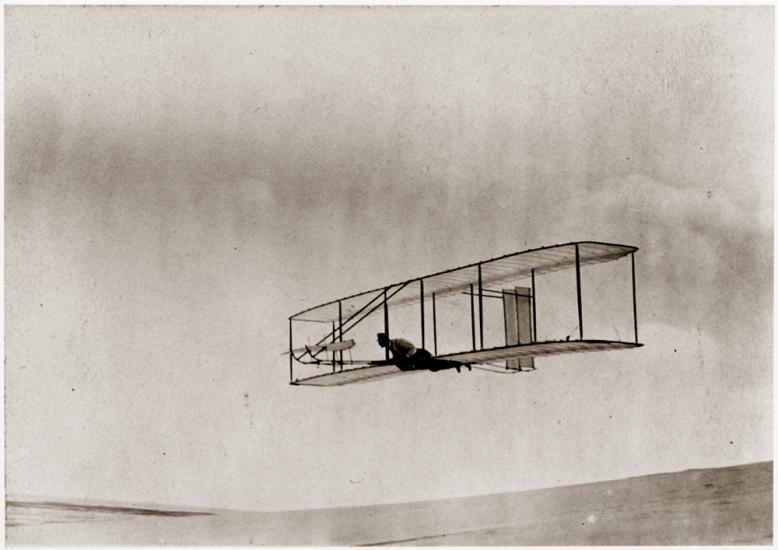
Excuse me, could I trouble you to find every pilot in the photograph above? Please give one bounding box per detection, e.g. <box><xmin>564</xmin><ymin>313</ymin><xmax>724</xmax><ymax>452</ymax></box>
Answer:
<box><xmin>377</xmin><ymin>332</ymin><xmax>422</xmax><ymax>370</ymax></box>
<box><xmin>376</xmin><ymin>333</ymin><xmax>433</xmax><ymax>371</ymax></box>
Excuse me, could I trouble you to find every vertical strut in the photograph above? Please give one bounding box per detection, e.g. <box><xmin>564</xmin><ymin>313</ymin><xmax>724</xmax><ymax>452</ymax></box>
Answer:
<box><xmin>515</xmin><ymin>288</ymin><xmax>521</xmax><ymax>343</ymax></box>
<box><xmin>331</xmin><ymin>321</ymin><xmax>336</xmax><ymax>373</ymax></box>
<box><xmin>288</xmin><ymin>318</ymin><xmax>294</xmax><ymax>383</ymax></box>
<box><xmin>432</xmin><ymin>292</ymin><xmax>438</xmax><ymax>355</ymax></box>
<box><xmin>631</xmin><ymin>252</ymin><xmax>638</xmax><ymax>344</ymax></box>
<box><xmin>338</xmin><ymin>300</ymin><xmax>343</xmax><ymax>370</ymax></box>
<box><xmin>531</xmin><ymin>268</ymin><xmax>537</xmax><ymax>342</ymax></box>
<box><xmin>478</xmin><ymin>264</ymin><xmax>484</xmax><ymax>349</ymax></box>
<box><xmin>470</xmin><ymin>284</ymin><xmax>476</xmax><ymax>351</ymax></box>
<box><xmin>383</xmin><ymin>288</ymin><xmax>389</xmax><ymax>361</ymax></box>
<box><xmin>420</xmin><ymin>279</ymin><xmax>425</xmax><ymax>349</ymax></box>
<box><xmin>575</xmin><ymin>244</ymin><xmax>583</xmax><ymax>340</ymax></box>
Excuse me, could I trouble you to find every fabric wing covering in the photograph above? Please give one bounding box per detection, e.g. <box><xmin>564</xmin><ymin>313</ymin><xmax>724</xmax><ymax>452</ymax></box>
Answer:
<box><xmin>291</xmin><ymin>364</ymin><xmax>419</xmax><ymax>387</ymax></box>
<box><xmin>437</xmin><ymin>340</ymin><xmax>641</xmax><ymax>363</ymax></box>
<box><xmin>291</xmin><ymin>241</ymin><xmax>636</xmax><ymax>323</ymax></box>
<box><xmin>291</xmin><ymin>340</ymin><xmax>641</xmax><ymax>386</ymax></box>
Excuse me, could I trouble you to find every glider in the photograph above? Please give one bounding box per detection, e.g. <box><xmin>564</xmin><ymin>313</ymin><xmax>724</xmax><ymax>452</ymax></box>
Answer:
<box><xmin>287</xmin><ymin>241</ymin><xmax>642</xmax><ymax>386</ymax></box>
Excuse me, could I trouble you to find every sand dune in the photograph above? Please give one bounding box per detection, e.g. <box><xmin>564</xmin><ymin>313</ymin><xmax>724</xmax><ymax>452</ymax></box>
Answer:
<box><xmin>6</xmin><ymin>461</ymin><xmax>771</xmax><ymax>546</ymax></box>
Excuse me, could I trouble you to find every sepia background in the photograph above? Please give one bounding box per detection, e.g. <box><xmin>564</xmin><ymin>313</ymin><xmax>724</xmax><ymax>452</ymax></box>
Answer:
<box><xmin>5</xmin><ymin>6</ymin><xmax>772</xmax><ymax>512</ymax></box>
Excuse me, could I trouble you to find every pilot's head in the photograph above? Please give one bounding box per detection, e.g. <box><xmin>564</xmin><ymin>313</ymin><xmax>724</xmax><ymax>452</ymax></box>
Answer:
<box><xmin>376</xmin><ymin>333</ymin><xmax>389</xmax><ymax>347</ymax></box>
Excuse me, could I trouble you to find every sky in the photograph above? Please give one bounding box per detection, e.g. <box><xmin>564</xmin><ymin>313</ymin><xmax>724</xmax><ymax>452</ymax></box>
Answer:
<box><xmin>5</xmin><ymin>6</ymin><xmax>773</xmax><ymax>512</ymax></box>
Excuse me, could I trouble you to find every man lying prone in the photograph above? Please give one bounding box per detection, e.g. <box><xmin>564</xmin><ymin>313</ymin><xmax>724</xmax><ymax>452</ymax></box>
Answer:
<box><xmin>375</xmin><ymin>333</ymin><xmax>470</xmax><ymax>373</ymax></box>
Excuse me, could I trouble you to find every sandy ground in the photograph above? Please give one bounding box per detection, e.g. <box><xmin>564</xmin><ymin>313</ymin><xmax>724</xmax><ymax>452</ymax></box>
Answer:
<box><xmin>6</xmin><ymin>461</ymin><xmax>772</xmax><ymax>546</ymax></box>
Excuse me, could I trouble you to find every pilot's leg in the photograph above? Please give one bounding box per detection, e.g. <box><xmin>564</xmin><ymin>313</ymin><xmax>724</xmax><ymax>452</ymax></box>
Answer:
<box><xmin>411</xmin><ymin>349</ymin><xmax>432</xmax><ymax>370</ymax></box>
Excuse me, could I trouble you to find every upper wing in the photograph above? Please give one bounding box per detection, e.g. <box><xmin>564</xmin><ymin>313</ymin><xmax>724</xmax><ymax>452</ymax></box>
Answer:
<box><xmin>290</xmin><ymin>241</ymin><xmax>637</xmax><ymax>323</ymax></box>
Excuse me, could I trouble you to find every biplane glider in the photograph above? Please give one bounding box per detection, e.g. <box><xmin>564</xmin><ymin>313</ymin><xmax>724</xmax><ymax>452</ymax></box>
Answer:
<box><xmin>288</xmin><ymin>241</ymin><xmax>642</xmax><ymax>386</ymax></box>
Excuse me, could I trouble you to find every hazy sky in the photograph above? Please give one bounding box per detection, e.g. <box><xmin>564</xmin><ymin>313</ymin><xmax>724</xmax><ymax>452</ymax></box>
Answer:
<box><xmin>6</xmin><ymin>6</ymin><xmax>772</xmax><ymax>512</ymax></box>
